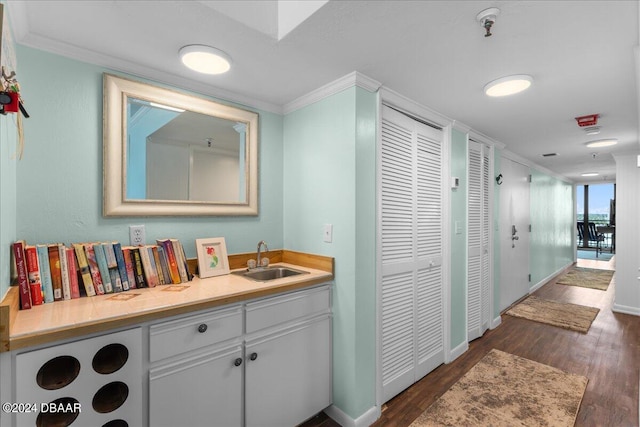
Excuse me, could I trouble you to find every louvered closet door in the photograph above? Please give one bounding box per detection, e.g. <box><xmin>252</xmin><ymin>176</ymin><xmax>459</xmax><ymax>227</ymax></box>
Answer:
<box><xmin>467</xmin><ymin>141</ymin><xmax>491</xmax><ymax>342</ymax></box>
<box><xmin>380</xmin><ymin>105</ymin><xmax>444</xmax><ymax>403</ymax></box>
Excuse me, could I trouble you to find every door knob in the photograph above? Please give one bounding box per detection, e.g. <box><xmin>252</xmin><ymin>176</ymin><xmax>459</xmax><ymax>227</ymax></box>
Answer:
<box><xmin>234</xmin><ymin>358</ymin><xmax>243</xmax><ymax>367</ymax></box>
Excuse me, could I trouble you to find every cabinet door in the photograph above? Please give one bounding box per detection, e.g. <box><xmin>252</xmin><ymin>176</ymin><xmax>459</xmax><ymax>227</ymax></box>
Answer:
<box><xmin>149</xmin><ymin>345</ymin><xmax>243</xmax><ymax>427</ymax></box>
<box><xmin>245</xmin><ymin>316</ymin><xmax>331</xmax><ymax>427</ymax></box>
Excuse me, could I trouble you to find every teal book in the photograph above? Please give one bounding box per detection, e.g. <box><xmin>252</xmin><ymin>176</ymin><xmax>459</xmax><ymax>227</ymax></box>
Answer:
<box><xmin>112</xmin><ymin>242</ymin><xmax>130</xmax><ymax>291</ymax></box>
<box><xmin>35</xmin><ymin>245</ymin><xmax>54</xmax><ymax>303</ymax></box>
<box><xmin>101</xmin><ymin>242</ymin><xmax>123</xmax><ymax>292</ymax></box>
<box><xmin>93</xmin><ymin>244</ymin><xmax>113</xmax><ymax>293</ymax></box>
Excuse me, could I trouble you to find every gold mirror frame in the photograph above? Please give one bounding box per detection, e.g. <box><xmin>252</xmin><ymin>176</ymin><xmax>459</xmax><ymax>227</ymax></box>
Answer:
<box><xmin>103</xmin><ymin>74</ymin><xmax>258</xmax><ymax>216</ymax></box>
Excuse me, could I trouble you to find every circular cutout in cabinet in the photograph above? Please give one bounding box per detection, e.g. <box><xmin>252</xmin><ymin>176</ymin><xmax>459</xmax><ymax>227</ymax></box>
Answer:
<box><xmin>36</xmin><ymin>356</ymin><xmax>81</xmax><ymax>390</ymax></box>
<box><xmin>36</xmin><ymin>397</ymin><xmax>80</xmax><ymax>427</ymax></box>
<box><xmin>92</xmin><ymin>382</ymin><xmax>129</xmax><ymax>413</ymax></box>
<box><xmin>92</xmin><ymin>343</ymin><xmax>129</xmax><ymax>375</ymax></box>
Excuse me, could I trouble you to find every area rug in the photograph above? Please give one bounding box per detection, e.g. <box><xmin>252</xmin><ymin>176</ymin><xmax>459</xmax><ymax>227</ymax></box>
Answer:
<box><xmin>505</xmin><ymin>296</ymin><xmax>599</xmax><ymax>333</ymax></box>
<box><xmin>409</xmin><ymin>349</ymin><xmax>588</xmax><ymax>427</ymax></box>
<box><xmin>556</xmin><ymin>266</ymin><xmax>614</xmax><ymax>291</ymax></box>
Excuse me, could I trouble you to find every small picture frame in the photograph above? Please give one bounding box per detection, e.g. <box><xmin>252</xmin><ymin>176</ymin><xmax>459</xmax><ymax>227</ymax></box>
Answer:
<box><xmin>195</xmin><ymin>237</ymin><xmax>230</xmax><ymax>278</ymax></box>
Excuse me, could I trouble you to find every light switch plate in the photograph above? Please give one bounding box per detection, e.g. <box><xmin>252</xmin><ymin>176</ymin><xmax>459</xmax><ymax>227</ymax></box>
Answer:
<box><xmin>323</xmin><ymin>224</ymin><xmax>333</xmax><ymax>243</ymax></box>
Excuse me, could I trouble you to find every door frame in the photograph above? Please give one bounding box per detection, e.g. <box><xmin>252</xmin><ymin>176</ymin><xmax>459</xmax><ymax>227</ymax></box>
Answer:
<box><xmin>375</xmin><ymin>87</ymin><xmax>452</xmax><ymax>409</ymax></box>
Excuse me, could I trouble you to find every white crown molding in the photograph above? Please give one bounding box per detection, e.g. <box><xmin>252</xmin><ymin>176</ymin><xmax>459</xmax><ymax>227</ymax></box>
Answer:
<box><xmin>283</xmin><ymin>71</ymin><xmax>382</xmax><ymax>115</ymax></box>
<box><xmin>380</xmin><ymin>86</ymin><xmax>452</xmax><ymax>129</ymax></box>
<box><xmin>468</xmin><ymin>129</ymin><xmax>506</xmax><ymax>150</ymax></box>
<box><xmin>7</xmin><ymin>3</ymin><xmax>282</xmax><ymax>115</ymax></box>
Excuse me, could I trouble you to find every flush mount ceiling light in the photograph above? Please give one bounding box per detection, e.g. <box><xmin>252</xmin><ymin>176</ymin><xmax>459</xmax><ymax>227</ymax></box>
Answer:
<box><xmin>581</xmin><ymin>172</ymin><xmax>599</xmax><ymax>177</ymax></box>
<box><xmin>179</xmin><ymin>45</ymin><xmax>232</xmax><ymax>75</ymax></box>
<box><xmin>585</xmin><ymin>138</ymin><xmax>618</xmax><ymax>148</ymax></box>
<box><xmin>484</xmin><ymin>75</ymin><xmax>533</xmax><ymax>97</ymax></box>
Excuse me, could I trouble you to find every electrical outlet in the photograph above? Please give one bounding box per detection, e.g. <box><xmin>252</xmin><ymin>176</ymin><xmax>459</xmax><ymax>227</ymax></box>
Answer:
<box><xmin>129</xmin><ymin>225</ymin><xmax>146</xmax><ymax>246</ymax></box>
<box><xmin>323</xmin><ymin>224</ymin><xmax>333</xmax><ymax>243</ymax></box>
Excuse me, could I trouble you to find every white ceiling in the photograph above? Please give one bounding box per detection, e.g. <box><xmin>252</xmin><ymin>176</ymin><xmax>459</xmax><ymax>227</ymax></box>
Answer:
<box><xmin>7</xmin><ymin>0</ymin><xmax>640</xmax><ymax>183</ymax></box>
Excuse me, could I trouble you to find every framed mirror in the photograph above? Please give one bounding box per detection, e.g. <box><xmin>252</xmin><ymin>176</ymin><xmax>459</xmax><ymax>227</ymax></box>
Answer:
<box><xmin>103</xmin><ymin>73</ymin><xmax>258</xmax><ymax>216</ymax></box>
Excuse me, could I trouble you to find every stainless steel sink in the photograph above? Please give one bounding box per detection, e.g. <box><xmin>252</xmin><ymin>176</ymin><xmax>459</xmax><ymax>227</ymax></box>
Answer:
<box><xmin>233</xmin><ymin>266</ymin><xmax>309</xmax><ymax>282</ymax></box>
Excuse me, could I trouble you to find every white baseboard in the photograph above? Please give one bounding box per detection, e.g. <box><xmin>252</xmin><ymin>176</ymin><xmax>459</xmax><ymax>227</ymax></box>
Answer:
<box><xmin>447</xmin><ymin>340</ymin><xmax>468</xmax><ymax>363</ymax></box>
<box><xmin>612</xmin><ymin>303</ymin><xmax>640</xmax><ymax>316</ymax></box>
<box><xmin>529</xmin><ymin>263</ymin><xmax>572</xmax><ymax>294</ymax></box>
<box><xmin>324</xmin><ymin>404</ymin><xmax>380</xmax><ymax>427</ymax></box>
<box><xmin>491</xmin><ymin>315</ymin><xmax>502</xmax><ymax>329</ymax></box>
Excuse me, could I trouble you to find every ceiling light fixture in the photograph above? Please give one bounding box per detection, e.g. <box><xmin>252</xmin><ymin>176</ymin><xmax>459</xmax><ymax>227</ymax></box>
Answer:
<box><xmin>484</xmin><ymin>74</ymin><xmax>533</xmax><ymax>97</ymax></box>
<box><xmin>585</xmin><ymin>138</ymin><xmax>618</xmax><ymax>148</ymax></box>
<box><xmin>581</xmin><ymin>172</ymin><xmax>599</xmax><ymax>177</ymax></box>
<box><xmin>179</xmin><ymin>45</ymin><xmax>232</xmax><ymax>75</ymax></box>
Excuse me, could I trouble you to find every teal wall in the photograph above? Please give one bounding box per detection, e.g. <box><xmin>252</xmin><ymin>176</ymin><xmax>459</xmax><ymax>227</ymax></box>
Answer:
<box><xmin>0</xmin><ymin>112</ymin><xmax>18</xmax><ymax>301</ymax></box>
<box><xmin>15</xmin><ymin>46</ymin><xmax>284</xmax><ymax>257</ymax></box>
<box><xmin>530</xmin><ymin>168</ymin><xmax>574</xmax><ymax>285</ymax></box>
<box><xmin>493</xmin><ymin>151</ymin><xmax>501</xmax><ymax>319</ymax></box>
<box><xmin>0</xmin><ymin>0</ymin><xmax>17</xmax><ymax>300</ymax></box>
<box><xmin>283</xmin><ymin>86</ymin><xmax>377</xmax><ymax>419</ymax></box>
<box><xmin>449</xmin><ymin>128</ymin><xmax>467</xmax><ymax>349</ymax></box>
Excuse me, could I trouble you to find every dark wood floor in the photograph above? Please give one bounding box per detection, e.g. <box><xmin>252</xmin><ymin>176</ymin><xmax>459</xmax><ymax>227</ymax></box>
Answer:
<box><xmin>302</xmin><ymin>257</ymin><xmax>639</xmax><ymax>426</ymax></box>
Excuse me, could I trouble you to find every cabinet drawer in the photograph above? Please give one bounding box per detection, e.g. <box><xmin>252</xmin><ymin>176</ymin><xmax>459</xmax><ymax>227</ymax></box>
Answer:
<box><xmin>150</xmin><ymin>306</ymin><xmax>242</xmax><ymax>362</ymax></box>
<box><xmin>245</xmin><ymin>285</ymin><xmax>330</xmax><ymax>334</ymax></box>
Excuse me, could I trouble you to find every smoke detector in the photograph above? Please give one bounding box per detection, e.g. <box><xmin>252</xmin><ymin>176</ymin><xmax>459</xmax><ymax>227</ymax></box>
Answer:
<box><xmin>476</xmin><ymin>8</ymin><xmax>500</xmax><ymax>37</ymax></box>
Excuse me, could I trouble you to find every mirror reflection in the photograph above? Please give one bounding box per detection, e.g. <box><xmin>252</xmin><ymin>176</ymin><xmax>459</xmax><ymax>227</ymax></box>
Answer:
<box><xmin>126</xmin><ymin>99</ymin><xmax>246</xmax><ymax>203</ymax></box>
<box><xmin>103</xmin><ymin>73</ymin><xmax>259</xmax><ymax>216</ymax></box>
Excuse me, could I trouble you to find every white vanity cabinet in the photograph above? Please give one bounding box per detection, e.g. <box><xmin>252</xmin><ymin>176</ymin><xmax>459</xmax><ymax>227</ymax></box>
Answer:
<box><xmin>148</xmin><ymin>283</ymin><xmax>332</xmax><ymax>427</ymax></box>
<box><xmin>244</xmin><ymin>285</ymin><xmax>332</xmax><ymax>427</ymax></box>
<box><xmin>148</xmin><ymin>306</ymin><xmax>244</xmax><ymax>427</ymax></box>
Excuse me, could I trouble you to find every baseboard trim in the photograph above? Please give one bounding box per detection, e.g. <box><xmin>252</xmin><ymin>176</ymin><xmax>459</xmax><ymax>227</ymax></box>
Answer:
<box><xmin>324</xmin><ymin>404</ymin><xmax>380</xmax><ymax>427</ymax></box>
<box><xmin>612</xmin><ymin>303</ymin><xmax>640</xmax><ymax>316</ymax></box>
<box><xmin>529</xmin><ymin>263</ymin><xmax>572</xmax><ymax>294</ymax></box>
<box><xmin>447</xmin><ymin>340</ymin><xmax>468</xmax><ymax>363</ymax></box>
<box><xmin>491</xmin><ymin>315</ymin><xmax>502</xmax><ymax>329</ymax></box>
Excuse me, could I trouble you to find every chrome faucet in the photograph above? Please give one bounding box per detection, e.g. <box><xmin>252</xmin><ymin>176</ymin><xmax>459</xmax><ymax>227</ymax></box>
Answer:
<box><xmin>256</xmin><ymin>240</ymin><xmax>269</xmax><ymax>268</ymax></box>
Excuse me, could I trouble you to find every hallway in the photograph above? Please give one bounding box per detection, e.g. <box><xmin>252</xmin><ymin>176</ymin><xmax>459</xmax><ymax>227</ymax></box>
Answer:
<box><xmin>373</xmin><ymin>256</ymin><xmax>639</xmax><ymax>426</ymax></box>
<box><xmin>306</xmin><ymin>255</ymin><xmax>639</xmax><ymax>426</ymax></box>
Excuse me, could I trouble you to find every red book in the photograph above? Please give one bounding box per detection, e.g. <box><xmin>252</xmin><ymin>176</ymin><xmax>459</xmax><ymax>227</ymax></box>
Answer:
<box><xmin>12</xmin><ymin>241</ymin><xmax>31</xmax><ymax>310</ymax></box>
<box><xmin>24</xmin><ymin>245</ymin><xmax>43</xmax><ymax>305</ymax></box>
<box><xmin>66</xmin><ymin>247</ymin><xmax>81</xmax><ymax>299</ymax></box>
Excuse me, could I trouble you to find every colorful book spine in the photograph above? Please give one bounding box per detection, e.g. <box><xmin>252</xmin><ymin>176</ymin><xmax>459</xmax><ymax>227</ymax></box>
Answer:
<box><xmin>157</xmin><ymin>246</ymin><xmax>172</xmax><ymax>286</ymax></box>
<box><xmin>93</xmin><ymin>244</ymin><xmax>113</xmax><ymax>293</ymax></box>
<box><xmin>131</xmin><ymin>248</ymin><xmax>146</xmax><ymax>288</ymax></box>
<box><xmin>24</xmin><ymin>245</ymin><xmax>44</xmax><ymax>305</ymax></box>
<box><xmin>113</xmin><ymin>242</ymin><xmax>130</xmax><ymax>291</ymax></box>
<box><xmin>36</xmin><ymin>244</ymin><xmax>54</xmax><ymax>303</ymax></box>
<box><xmin>171</xmin><ymin>239</ymin><xmax>189</xmax><ymax>283</ymax></box>
<box><xmin>121</xmin><ymin>247</ymin><xmax>136</xmax><ymax>289</ymax></box>
<box><xmin>66</xmin><ymin>247</ymin><xmax>81</xmax><ymax>299</ymax></box>
<box><xmin>74</xmin><ymin>243</ymin><xmax>96</xmax><ymax>297</ymax></box>
<box><xmin>158</xmin><ymin>239</ymin><xmax>181</xmax><ymax>284</ymax></box>
<box><xmin>84</xmin><ymin>244</ymin><xmax>105</xmax><ymax>295</ymax></box>
<box><xmin>102</xmin><ymin>242</ymin><xmax>123</xmax><ymax>292</ymax></box>
<box><xmin>48</xmin><ymin>244</ymin><xmax>63</xmax><ymax>301</ymax></box>
<box><xmin>152</xmin><ymin>246</ymin><xmax>166</xmax><ymax>285</ymax></box>
<box><xmin>58</xmin><ymin>244</ymin><xmax>71</xmax><ymax>300</ymax></box>
<box><xmin>12</xmin><ymin>241</ymin><xmax>31</xmax><ymax>310</ymax></box>
<box><xmin>139</xmin><ymin>246</ymin><xmax>157</xmax><ymax>287</ymax></box>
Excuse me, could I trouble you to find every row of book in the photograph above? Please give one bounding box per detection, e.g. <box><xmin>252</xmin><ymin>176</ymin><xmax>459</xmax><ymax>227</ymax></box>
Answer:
<box><xmin>12</xmin><ymin>239</ymin><xmax>193</xmax><ymax>310</ymax></box>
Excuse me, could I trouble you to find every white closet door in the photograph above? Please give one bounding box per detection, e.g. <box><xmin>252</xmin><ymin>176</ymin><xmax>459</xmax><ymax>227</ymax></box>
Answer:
<box><xmin>467</xmin><ymin>141</ymin><xmax>483</xmax><ymax>341</ymax></box>
<box><xmin>481</xmin><ymin>147</ymin><xmax>491</xmax><ymax>332</ymax></box>
<box><xmin>468</xmin><ymin>141</ymin><xmax>491</xmax><ymax>341</ymax></box>
<box><xmin>380</xmin><ymin>105</ymin><xmax>444</xmax><ymax>403</ymax></box>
